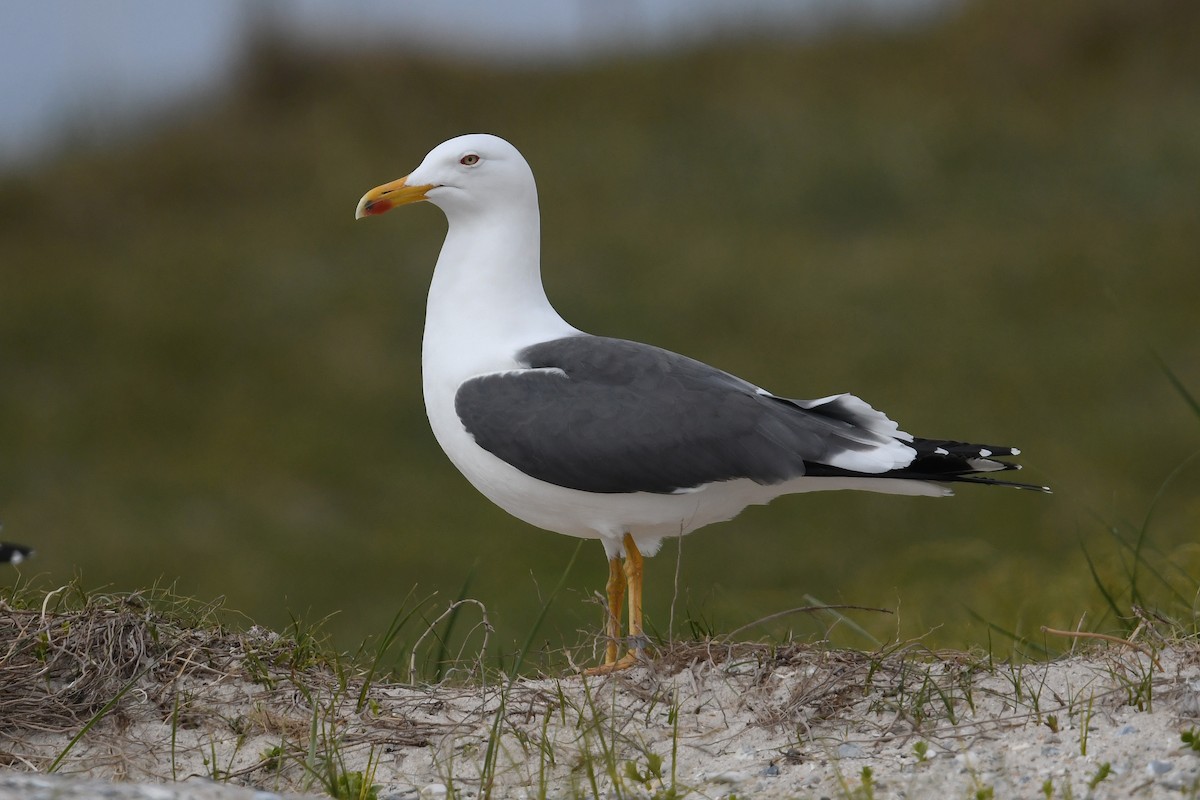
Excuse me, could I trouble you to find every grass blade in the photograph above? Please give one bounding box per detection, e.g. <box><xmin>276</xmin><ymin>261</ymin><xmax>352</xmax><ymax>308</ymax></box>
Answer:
<box><xmin>964</xmin><ymin>607</ymin><xmax>1052</xmax><ymax>659</ymax></box>
<box><xmin>1153</xmin><ymin>350</ymin><xmax>1200</xmax><ymax>424</ymax></box>
<box><xmin>433</xmin><ymin>565</ymin><xmax>477</xmax><ymax>682</ymax></box>
<box><xmin>355</xmin><ymin>586</ymin><xmax>432</xmax><ymax>710</ymax></box>
<box><xmin>1081</xmin><ymin>541</ymin><xmax>1122</xmax><ymax>622</ymax></box>
<box><xmin>49</xmin><ymin>665</ymin><xmax>152</xmax><ymax>772</ymax></box>
<box><xmin>508</xmin><ymin>540</ymin><xmax>583</xmax><ymax>679</ymax></box>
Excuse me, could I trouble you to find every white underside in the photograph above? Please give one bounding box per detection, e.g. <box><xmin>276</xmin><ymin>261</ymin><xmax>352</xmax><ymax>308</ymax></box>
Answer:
<box><xmin>427</xmin><ymin>390</ymin><xmax>947</xmax><ymax>559</ymax></box>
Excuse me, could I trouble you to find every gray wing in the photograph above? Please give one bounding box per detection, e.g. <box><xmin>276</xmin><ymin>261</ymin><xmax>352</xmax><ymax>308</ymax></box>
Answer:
<box><xmin>454</xmin><ymin>335</ymin><xmax>900</xmax><ymax>494</ymax></box>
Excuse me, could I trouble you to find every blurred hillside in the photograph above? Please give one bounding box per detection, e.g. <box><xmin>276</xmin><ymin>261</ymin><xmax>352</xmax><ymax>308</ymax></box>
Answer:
<box><xmin>2</xmin><ymin>0</ymin><xmax>1198</xmax><ymax>663</ymax></box>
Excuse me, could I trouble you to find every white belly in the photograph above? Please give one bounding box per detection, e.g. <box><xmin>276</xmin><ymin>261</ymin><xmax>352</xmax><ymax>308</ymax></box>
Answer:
<box><xmin>424</xmin><ymin>375</ymin><xmax>779</xmax><ymax>557</ymax></box>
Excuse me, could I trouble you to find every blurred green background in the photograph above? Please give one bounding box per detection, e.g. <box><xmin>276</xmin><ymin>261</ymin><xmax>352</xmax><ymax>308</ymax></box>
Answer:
<box><xmin>2</xmin><ymin>0</ymin><xmax>1199</xmax><ymax>665</ymax></box>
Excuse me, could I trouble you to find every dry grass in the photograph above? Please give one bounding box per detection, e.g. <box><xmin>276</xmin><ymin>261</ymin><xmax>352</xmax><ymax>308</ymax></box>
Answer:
<box><xmin>3</xmin><ymin>584</ymin><xmax>1199</xmax><ymax>797</ymax></box>
<box><xmin>0</xmin><ymin>585</ymin><xmax>444</xmax><ymax>784</ymax></box>
<box><xmin>0</xmin><ymin>588</ymin><xmax>232</xmax><ymax>736</ymax></box>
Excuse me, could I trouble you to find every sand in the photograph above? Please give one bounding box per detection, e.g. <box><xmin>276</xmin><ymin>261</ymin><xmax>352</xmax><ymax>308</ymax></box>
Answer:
<box><xmin>2</xmin><ymin>602</ymin><xmax>1198</xmax><ymax>799</ymax></box>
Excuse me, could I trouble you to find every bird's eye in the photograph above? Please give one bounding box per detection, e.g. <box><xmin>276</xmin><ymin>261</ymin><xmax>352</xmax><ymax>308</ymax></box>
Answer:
<box><xmin>460</xmin><ymin>153</ymin><xmax>480</xmax><ymax>166</ymax></box>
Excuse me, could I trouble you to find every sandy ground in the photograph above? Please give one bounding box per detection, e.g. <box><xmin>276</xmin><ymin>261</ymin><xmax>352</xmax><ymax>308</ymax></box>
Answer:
<box><xmin>2</xmin><ymin>600</ymin><xmax>1199</xmax><ymax>799</ymax></box>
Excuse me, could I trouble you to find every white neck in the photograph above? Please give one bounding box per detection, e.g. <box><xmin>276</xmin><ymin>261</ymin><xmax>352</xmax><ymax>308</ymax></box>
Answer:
<box><xmin>422</xmin><ymin>197</ymin><xmax>577</xmax><ymax>383</ymax></box>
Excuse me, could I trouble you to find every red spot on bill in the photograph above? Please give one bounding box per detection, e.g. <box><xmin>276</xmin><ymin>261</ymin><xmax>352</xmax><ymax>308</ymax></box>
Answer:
<box><xmin>362</xmin><ymin>198</ymin><xmax>394</xmax><ymax>216</ymax></box>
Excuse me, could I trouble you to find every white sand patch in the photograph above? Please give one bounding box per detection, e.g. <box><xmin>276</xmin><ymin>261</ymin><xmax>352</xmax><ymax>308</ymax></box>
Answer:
<box><xmin>3</xmin><ymin>603</ymin><xmax>1199</xmax><ymax>800</ymax></box>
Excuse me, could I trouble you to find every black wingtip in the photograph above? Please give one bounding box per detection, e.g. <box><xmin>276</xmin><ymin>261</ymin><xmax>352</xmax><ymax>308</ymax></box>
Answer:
<box><xmin>805</xmin><ymin>435</ymin><xmax>1053</xmax><ymax>494</ymax></box>
<box><xmin>949</xmin><ymin>475</ymin><xmax>1052</xmax><ymax>492</ymax></box>
<box><xmin>900</xmin><ymin>438</ymin><xmax>1050</xmax><ymax>492</ymax></box>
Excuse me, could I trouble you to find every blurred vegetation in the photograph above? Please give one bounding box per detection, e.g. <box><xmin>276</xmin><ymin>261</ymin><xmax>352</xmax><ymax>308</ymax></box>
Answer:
<box><xmin>1</xmin><ymin>0</ymin><xmax>1198</xmax><ymax>666</ymax></box>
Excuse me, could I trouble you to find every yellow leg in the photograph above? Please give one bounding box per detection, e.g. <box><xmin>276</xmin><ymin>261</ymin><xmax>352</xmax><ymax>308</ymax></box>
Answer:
<box><xmin>603</xmin><ymin>555</ymin><xmax>625</xmax><ymax>666</ymax></box>
<box><xmin>585</xmin><ymin>535</ymin><xmax>647</xmax><ymax>675</ymax></box>
<box><xmin>623</xmin><ymin>533</ymin><xmax>644</xmax><ymax>648</ymax></box>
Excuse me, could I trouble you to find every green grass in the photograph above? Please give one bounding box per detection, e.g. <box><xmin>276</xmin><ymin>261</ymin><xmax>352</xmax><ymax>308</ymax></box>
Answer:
<box><xmin>1</xmin><ymin>0</ymin><xmax>1199</xmax><ymax>662</ymax></box>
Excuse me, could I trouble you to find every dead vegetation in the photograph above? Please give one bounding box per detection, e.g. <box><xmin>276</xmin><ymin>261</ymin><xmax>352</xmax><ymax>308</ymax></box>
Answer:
<box><xmin>0</xmin><ymin>585</ymin><xmax>446</xmax><ymax>785</ymax></box>
<box><xmin>2</xmin><ymin>584</ymin><xmax>1199</xmax><ymax>798</ymax></box>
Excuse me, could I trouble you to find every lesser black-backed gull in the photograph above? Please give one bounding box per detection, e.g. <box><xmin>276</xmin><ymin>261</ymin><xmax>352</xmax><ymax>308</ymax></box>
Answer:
<box><xmin>355</xmin><ymin>133</ymin><xmax>1048</xmax><ymax>672</ymax></box>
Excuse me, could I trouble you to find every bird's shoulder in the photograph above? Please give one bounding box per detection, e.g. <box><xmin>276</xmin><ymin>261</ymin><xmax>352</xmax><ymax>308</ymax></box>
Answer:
<box><xmin>516</xmin><ymin>334</ymin><xmax>758</xmax><ymax>393</ymax></box>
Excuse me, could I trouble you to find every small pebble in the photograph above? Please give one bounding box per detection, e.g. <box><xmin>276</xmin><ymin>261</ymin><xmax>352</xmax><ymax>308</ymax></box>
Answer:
<box><xmin>837</xmin><ymin>743</ymin><xmax>863</xmax><ymax>759</ymax></box>
<box><xmin>1117</xmin><ymin>724</ymin><xmax>1137</xmax><ymax>736</ymax></box>
<box><xmin>420</xmin><ymin>783</ymin><xmax>448</xmax><ymax>798</ymax></box>
<box><xmin>762</xmin><ymin>763</ymin><xmax>780</xmax><ymax>777</ymax></box>
<box><xmin>1163</xmin><ymin>762</ymin><xmax>1200</xmax><ymax>791</ymax></box>
<box><xmin>708</xmin><ymin>770</ymin><xmax>748</xmax><ymax>784</ymax></box>
<box><xmin>1148</xmin><ymin>760</ymin><xmax>1174</xmax><ymax>776</ymax></box>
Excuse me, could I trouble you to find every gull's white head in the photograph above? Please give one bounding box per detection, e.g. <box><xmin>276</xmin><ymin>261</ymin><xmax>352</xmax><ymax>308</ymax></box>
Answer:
<box><xmin>355</xmin><ymin>133</ymin><xmax>535</xmax><ymax>221</ymax></box>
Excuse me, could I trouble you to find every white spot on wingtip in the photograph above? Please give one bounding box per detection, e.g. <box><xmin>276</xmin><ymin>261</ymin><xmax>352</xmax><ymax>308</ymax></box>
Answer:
<box><xmin>934</xmin><ymin>447</ymin><xmax>949</xmax><ymax>455</ymax></box>
<box><xmin>978</xmin><ymin>448</ymin><xmax>992</xmax><ymax>457</ymax></box>
<box><xmin>1011</xmin><ymin>447</ymin><xmax>1021</xmax><ymax>455</ymax></box>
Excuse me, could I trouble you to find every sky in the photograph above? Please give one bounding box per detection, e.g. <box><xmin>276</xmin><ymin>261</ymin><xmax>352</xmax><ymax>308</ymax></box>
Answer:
<box><xmin>0</xmin><ymin>0</ymin><xmax>950</xmax><ymax>169</ymax></box>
